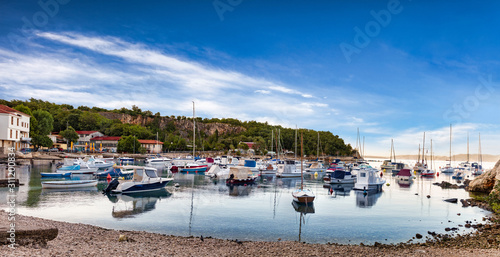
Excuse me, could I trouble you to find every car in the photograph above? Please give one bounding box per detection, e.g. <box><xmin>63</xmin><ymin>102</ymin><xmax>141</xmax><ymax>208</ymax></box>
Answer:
<box><xmin>49</xmin><ymin>148</ymin><xmax>59</xmax><ymax>152</ymax></box>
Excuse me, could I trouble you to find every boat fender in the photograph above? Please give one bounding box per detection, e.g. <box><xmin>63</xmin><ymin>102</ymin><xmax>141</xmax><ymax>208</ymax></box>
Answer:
<box><xmin>437</xmin><ymin>172</ymin><xmax>439</xmax><ymax>176</ymax></box>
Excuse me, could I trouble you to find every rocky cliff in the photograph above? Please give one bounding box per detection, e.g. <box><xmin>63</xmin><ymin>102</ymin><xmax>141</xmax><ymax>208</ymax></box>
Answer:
<box><xmin>99</xmin><ymin>112</ymin><xmax>246</xmax><ymax>136</ymax></box>
<box><xmin>467</xmin><ymin>159</ymin><xmax>500</xmax><ymax>194</ymax></box>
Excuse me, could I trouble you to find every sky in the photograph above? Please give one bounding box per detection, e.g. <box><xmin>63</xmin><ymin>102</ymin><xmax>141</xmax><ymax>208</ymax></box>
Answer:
<box><xmin>0</xmin><ymin>0</ymin><xmax>499</xmax><ymax>157</ymax></box>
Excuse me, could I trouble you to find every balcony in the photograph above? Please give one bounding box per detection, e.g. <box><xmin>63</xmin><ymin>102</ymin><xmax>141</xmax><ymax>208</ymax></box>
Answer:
<box><xmin>21</xmin><ymin>137</ymin><xmax>31</xmax><ymax>142</ymax></box>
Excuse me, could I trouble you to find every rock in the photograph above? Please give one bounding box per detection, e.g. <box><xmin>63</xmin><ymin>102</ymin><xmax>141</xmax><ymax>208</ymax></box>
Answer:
<box><xmin>118</xmin><ymin>234</ymin><xmax>128</xmax><ymax>242</ymax></box>
<box><xmin>416</xmin><ymin>233</ymin><xmax>423</xmax><ymax>239</ymax></box>
<box><xmin>467</xmin><ymin>160</ymin><xmax>500</xmax><ymax>193</ymax></box>
<box><xmin>0</xmin><ymin>226</ymin><xmax>58</xmax><ymax>246</ymax></box>
<box><xmin>444</xmin><ymin>198</ymin><xmax>458</xmax><ymax>203</ymax></box>
<box><xmin>460</xmin><ymin>199</ymin><xmax>470</xmax><ymax>207</ymax></box>
<box><xmin>427</xmin><ymin>195</ymin><xmax>431</xmax><ymax>198</ymax></box>
<box><xmin>445</xmin><ymin>228</ymin><xmax>451</xmax><ymax>232</ymax></box>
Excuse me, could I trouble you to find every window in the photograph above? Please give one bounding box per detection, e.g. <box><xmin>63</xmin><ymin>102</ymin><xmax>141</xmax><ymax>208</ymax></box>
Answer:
<box><xmin>16</xmin><ymin>131</ymin><xmax>18</xmax><ymax>139</ymax></box>
<box><xmin>11</xmin><ymin>117</ymin><xmax>13</xmax><ymax>125</ymax></box>
<box><xmin>17</xmin><ymin>118</ymin><xmax>19</xmax><ymax>126</ymax></box>
<box><xmin>10</xmin><ymin>130</ymin><xmax>12</xmax><ymax>138</ymax></box>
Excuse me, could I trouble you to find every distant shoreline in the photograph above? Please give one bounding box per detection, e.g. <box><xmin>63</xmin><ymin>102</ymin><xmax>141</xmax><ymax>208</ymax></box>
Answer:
<box><xmin>365</xmin><ymin>154</ymin><xmax>500</xmax><ymax>163</ymax></box>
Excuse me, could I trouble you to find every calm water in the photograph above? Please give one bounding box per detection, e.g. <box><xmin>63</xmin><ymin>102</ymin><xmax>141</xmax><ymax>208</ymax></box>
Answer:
<box><xmin>1</xmin><ymin>160</ymin><xmax>494</xmax><ymax>245</ymax></box>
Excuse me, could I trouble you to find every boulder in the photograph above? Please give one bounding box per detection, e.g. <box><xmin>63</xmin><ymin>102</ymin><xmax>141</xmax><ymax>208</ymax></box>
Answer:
<box><xmin>467</xmin><ymin>159</ymin><xmax>500</xmax><ymax>193</ymax></box>
<box><xmin>0</xmin><ymin>226</ymin><xmax>58</xmax><ymax>246</ymax></box>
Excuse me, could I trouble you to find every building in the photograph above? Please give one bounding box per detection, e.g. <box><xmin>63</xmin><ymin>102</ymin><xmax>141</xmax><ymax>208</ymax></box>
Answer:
<box><xmin>0</xmin><ymin>105</ymin><xmax>31</xmax><ymax>153</ymax></box>
<box><xmin>48</xmin><ymin>132</ymin><xmax>68</xmax><ymax>150</ymax></box>
<box><xmin>138</xmin><ymin>140</ymin><xmax>163</xmax><ymax>154</ymax></box>
<box><xmin>75</xmin><ymin>131</ymin><xmax>104</xmax><ymax>146</ymax></box>
<box><xmin>90</xmin><ymin>136</ymin><xmax>163</xmax><ymax>153</ymax></box>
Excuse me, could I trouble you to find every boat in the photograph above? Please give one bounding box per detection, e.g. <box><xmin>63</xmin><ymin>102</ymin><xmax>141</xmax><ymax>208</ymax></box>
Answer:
<box><xmin>353</xmin><ymin>165</ymin><xmax>385</xmax><ymax>191</ymax></box>
<box><xmin>106</xmin><ymin>166</ymin><xmax>173</xmax><ymax>194</ymax></box>
<box><xmin>395</xmin><ymin>168</ymin><xmax>413</xmax><ymax>182</ymax></box>
<box><xmin>96</xmin><ymin>166</ymin><xmax>134</xmax><ymax>179</ymax></box>
<box><xmin>225</xmin><ymin>166</ymin><xmax>257</xmax><ymax>185</ymax></box>
<box><xmin>110</xmin><ymin>189</ymin><xmax>171</xmax><ymax>219</ymax></box>
<box><xmin>390</xmin><ymin>162</ymin><xmax>408</xmax><ymax>175</ymax></box>
<box><xmin>324</xmin><ymin>169</ymin><xmax>356</xmax><ymax>184</ymax></box>
<box><xmin>471</xmin><ymin>133</ymin><xmax>484</xmax><ymax>176</ymax></box>
<box><xmin>276</xmin><ymin>160</ymin><xmax>302</xmax><ymax>178</ymax></box>
<box><xmin>381</xmin><ymin>139</ymin><xmax>397</xmax><ymax>171</ymax></box>
<box><xmin>145</xmin><ymin>156</ymin><xmax>171</xmax><ymax>164</ymax></box>
<box><xmin>420</xmin><ymin>137</ymin><xmax>436</xmax><ymax>177</ymax></box>
<box><xmin>57</xmin><ymin>165</ymin><xmax>98</xmax><ymax>175</ymax></box>
<box><xmin>292</xmin><ymin>134</ymin><xmax>315</xmax><ymax>204</ymax></box>
<box><xmin>441</xmin><ymin>124</ymin><xmax>455</xmax><ymax>173</ymax></box>
<box><xmin>118</xmin><ymin>157</ymin><xmax>134</xmax><ymax>164</ymax></box>
<box><xmin>41</xmin><ymin>172</ymin><xmax>72</xmax><ymax>178</ymax></box>
<box><xmin>74</xmin><ymin>157</ymin><xmax>114</xmax><ymax>169</ymax></box>
<box><xmin>41</xmin><ymin>179</ymin><xmax>98</xmax><ymax>189</ymax></box>
<box><xmin>452</xmin><ymin>169</ymin><xmax>465</xmax><ymax>179</ymax></box>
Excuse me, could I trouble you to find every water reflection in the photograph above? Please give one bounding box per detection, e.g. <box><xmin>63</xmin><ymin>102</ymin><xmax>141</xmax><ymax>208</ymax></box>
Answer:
<box><xmin>291</xmin><ymin>201</ymin><xmax>315</xmax><ymax>242</ymax></box>
<box><xmin>355</xmin><ymin>190</ymin><xmax>382</xmax><ymax>208</ymax></box>
<box><xmin>110</xmin><ymin>189</ymin><xmax>172</xmax><ymax>219</ymax></box>
<box><xmin>228</xmin><ymin>185</ymin><xmax>253</xmax><ymax>197</ymax></box>
<box><xmin>327</xmin><ymin>183</ymin><xmax>354</xmax><ymax>197</ymax></box>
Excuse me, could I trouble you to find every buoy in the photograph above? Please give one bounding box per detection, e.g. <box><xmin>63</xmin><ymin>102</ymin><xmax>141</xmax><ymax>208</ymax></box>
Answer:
<box><xmin>380</xmin><ymin>172</ymin><xmax>383</xmax><ymax>177</ymax></box>
<box><xmin>107</xmin><ymin>173</ymin><xmax>112</xmax><ymax>183</ymax></box>
<box><xmin>437</xmin><ymin>172</ymin><xmax>440</xmax><ymax>176</ymax></box>
<box><xmin>314</xmin><ymin>172</ymin><xmax>318</xmax><ymax>178</ymax></box>
<box><xmin>244</xmin><ymin>184</ymin><xmax>247</xmax><ymax>186</ymax></box>
<box><xmin>329</xmin><ymin>188</ymin><xmax>333</xmax><ymax>194</ymax></box>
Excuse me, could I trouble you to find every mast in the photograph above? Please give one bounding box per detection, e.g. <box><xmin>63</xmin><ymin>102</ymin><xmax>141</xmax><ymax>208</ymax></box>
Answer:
<box><xmin>449</xmin><ymin>124</ymin><xmax>452</xmax><ymax>165</ymax></box>
<box><xmin>271</xmin><ymin>130</ymin><xmax>274</xmax><ymax>153</ymax></box>
<box><xmin>417</xmin><ymin>144</ymin><xmax>420</xmax><ymax>163</ymax></box>
<box><xmin>295</xmin><ymin>125</ymin><xmax>297</xmax><ymax>159</ymax></box>
<box><xmin>317</xmin><ymin>132</ymin><xmax>319</xmax><ymax>158</ymax></box>
<box><xmin>467</xmin><ymin>132</ymin><xmax>469</xmax><ymax>163</ymax></box>
<box><xmin>430</xmin><ymin>139</ymin><xmax>433</xmax><ymax>170</ymax></box>
<box><xmin>156</xmin><ymin>131</ymin><xmax>159</xmax><ymax>154</ymax></box>
<box><xmin>300</xmin><ymin>132</ymin><xmax>304</xmax><ymax>190</ymax></box>
<box><xmin>422</xmin><ymin>132</ymin><xmax>426</xmax><ymax>165</ymax></box>
<box><xmin>192</xmin><ymin>101</ymin><xmax>195</xmax><ymax>158</ymax></box>
<box><xmin>479</xmin><ymin>133</ymin><xmax>482</xmax><ymax>165</ymax></box>
<box><xmin>362</xmin><ymin>136</ymin><xmax>365</xmax><ymax>160</ymax></box>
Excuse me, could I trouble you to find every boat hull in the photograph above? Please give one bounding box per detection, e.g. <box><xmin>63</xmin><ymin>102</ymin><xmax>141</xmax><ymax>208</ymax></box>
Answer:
<box><xmin>226</xmin><ymin>178</ymin><xmax>256</xmax><ymax>185</ymax></box>
<box><xmin>41</xmin><ymin>172</ymin><xmax>71</xmax><ymax>178</ymax></box>
<box><xmin>113</xmin><ymin>179</ymin><xmax>172</xmax><ymax>194</ymax></box>
<box><xmin>42</xmin><ymin>180</ymin><xmax>98</xmax><ymax>189</ymax></box>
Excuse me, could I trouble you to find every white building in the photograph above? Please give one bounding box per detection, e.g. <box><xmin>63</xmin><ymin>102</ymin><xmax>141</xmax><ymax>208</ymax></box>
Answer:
<box><xmin>0</xmin><ymin>105</ymin><xmax>31</xmax><ymax>154</ymax></box>
<box><xmin>75</xmin><ymin>131</ymin><xmax>104</xmax><ymax>146</ymax></box>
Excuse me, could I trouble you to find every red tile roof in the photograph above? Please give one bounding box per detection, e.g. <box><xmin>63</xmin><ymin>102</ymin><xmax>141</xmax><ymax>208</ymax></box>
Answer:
<box><xmin>0</xmin><ymin>104</ymin><xmax>31</xmax><ymax>117</ymax></box>
<box><xmin>138</xmin><ymin>140</ymin><xmax>163</xmax><ymax>144</ymax></box>
<box><xmin>90</xmin><ymin>136</ymin><xmax>122</xmax><ymax>141</ymax></box>
<box><xmin>76</xmin><ymin>131</ymin><xmax>100</xmax><ymax>135</ymax></box>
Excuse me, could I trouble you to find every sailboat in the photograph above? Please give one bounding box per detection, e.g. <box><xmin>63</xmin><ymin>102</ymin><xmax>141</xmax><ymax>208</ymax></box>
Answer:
<box><xmin>441</xmin><ymin>124</ymin><xmax>454</xmax><ymax>173</ymax></box>
<box><xmin>471</xmin><ymin>133</ymin><xmax>484</xmax><ymax>175</ymax></box>
<box><xmin>457</xmin><ymin>133</ymin><xmax>472</xmax><ymax>172</ymax></box>
<box><xmin>381</xmin><ymin>139</ymin><xmax>397</xmax><ymax>172</ymax></box>
<box><xmin>292</xmin><ymin>133</ymin><xmax>315</xmax><ymax>203</ymax></box>
<box><xmin>420</xmin><ymin>138</ymin><xmax>436</xmax><ymax>177</ymax></box>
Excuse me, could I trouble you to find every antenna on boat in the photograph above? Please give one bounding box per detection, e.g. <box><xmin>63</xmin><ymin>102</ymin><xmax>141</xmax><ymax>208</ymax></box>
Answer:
<box><xmin>301</xmin><ymin>132</ymin><xmax>304</xmax><ymax>190</ymax></box>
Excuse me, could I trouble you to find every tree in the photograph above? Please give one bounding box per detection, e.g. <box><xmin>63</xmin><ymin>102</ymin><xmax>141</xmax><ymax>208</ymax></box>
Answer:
<box><xmin>238</xmin><ymin>142</ymin><xmax>249</xmax><ymax>150</ymax></box>
<box><xmin>117</xmin><ymin>135</ymin><xmax>141</xmax><ymax>153</ymax></box>
<box><xmin>31</xmin><ymin>110</ymin><xmax>54</xmax><ymax>148</ymax></box>
<box><xmin>14</xmin><ymin>104</ymin><xmax>32</xmax><ymax>116</ymax></box>
<box><xmin>60</xmin><ymin>126</ymin><xmax>79</xmax><ymax>144</ymax></box>
<box><xmin>32</xmin><ymin>135</ymin><xmax>53</xmax><ymax>148</ymax></box>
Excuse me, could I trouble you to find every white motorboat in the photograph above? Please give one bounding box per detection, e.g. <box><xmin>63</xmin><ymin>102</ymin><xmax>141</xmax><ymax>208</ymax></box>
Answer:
<box><xmin>353</xmin><ymin>166</ymin><xmax>385</xmax><ymax>191</ymax></box>
<box><xmin>276</xmin><ymin>160</ymin><xmax>301</xmax><ymax>178</ymax></box>
<box><xmin>106</xmin><ymin>166</ymin><xmax>173</xmax><ymax>194</ymax></box>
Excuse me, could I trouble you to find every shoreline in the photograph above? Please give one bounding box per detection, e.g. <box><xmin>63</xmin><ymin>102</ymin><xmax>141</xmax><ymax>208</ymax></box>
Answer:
<box><xmin>1</xmin><ymin>211</ymin><xmax>499</xmax><ymax>256</ymax></box>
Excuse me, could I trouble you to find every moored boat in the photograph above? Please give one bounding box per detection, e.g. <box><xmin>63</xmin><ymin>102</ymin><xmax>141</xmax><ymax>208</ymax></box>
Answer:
<box><xmin>353</xmin><ymin>166</ymin><xmax>385</xmax><ymax>191</ymax></box>
<box><xmin>41</xmin><ymin>179</ymin><xmax>98</xmax><ymax>189</ymax></box>
<box><xmin>226</xmin><ymin>166</ymin><xmax>257</xmax><ymax>185</ymax></box>
<box><xmin>41</xmin><ymin>172</ymin><xmax>72</xmax><ymax>178</ymax></box>
<box><xmin>106</xmin><ymin>166</ymin><xmax>173</xmax><ymax>194</ymax></box>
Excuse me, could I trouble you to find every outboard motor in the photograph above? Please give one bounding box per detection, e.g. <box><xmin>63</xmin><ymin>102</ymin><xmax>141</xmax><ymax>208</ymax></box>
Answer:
<box><xmin>103</xmin><ymin>178</ymin><xmax>119</xmax><ymax>194</ymax></box>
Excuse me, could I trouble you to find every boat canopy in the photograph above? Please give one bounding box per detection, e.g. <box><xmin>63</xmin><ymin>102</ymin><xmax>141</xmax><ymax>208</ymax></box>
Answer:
<box><xmin>228</xmin><ymin>166</ymin><xmax>253</xmax><ymax>179</ymax></box>
<box><xmin>396</xmin><ymin>169</ymin><xmax>412</xmax><ymax>177</ymax></box>
<box><xmin>332</xmin><ymin>170</ymin><xmax>346</xmax><ymax>179</ymax></box>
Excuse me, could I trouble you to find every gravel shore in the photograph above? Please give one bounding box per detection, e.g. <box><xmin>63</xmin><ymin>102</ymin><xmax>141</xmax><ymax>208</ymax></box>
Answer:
<box><xmin>1</xmin><ymin>211</ymin><xmax>499</xmax><ymax>257</ymax></box>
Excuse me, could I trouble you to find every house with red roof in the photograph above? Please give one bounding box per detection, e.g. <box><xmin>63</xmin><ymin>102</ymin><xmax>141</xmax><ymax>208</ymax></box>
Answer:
<box><xmin>90</xmin><ymin>136</ymin><xmax>163</xmax><ymax>153</ymax></box>
<box><xmin>75</xmin><ymin>131</ymin><xmax>104</xmax><ymax>146</ymax></box>
<box><xmin>0</xmin><ymin>105</ymin><xmax>31</xmax><ymax>153</ymax></box>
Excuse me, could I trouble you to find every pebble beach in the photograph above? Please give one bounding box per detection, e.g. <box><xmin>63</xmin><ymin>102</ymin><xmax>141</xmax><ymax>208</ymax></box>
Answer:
<box><xmin>1</xmin><ymin>210</ymin><xmax>500</xmax><ymax>257</ymax></box>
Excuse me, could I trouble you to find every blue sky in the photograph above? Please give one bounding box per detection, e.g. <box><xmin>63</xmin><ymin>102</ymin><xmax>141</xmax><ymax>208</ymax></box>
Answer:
<box><xmin>0</xmin><ymin>0</ymin><xmax>499</xmax><ymax>156</ymax></box>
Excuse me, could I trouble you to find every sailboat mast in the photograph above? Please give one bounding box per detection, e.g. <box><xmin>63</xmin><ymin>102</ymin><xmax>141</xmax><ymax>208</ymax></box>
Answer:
<box><xmin>418</xmin><ymin>144</ymin><xmax>420</xmax><ymax>163</ymax></box>
<box><xmin>192</xmin><ymin>101</ymin><xmax>195</xmax><ymax>158</ymax></box>
<box><xmin>479</xmin><ymin>133</ymin><xmax>482</xmax><ymax>165</ymax></box>
<box><xmin>295</xmin><ymin>126</ymin><xmax>297</xmax><ymax>159</ymax></box>
<box><xmin>467</xmin><ymin>132</ymin><xmax>469</xmax><ymax>163</ymax></box>
<box><xmin>430</xmin><ymin>139</ymin><xmax>433</xmax><ymax>170</ymax></box>
<box><xmin>301</xmin><ymin>133</ymin><xmax>304</xmax><ymax>190</ymax></box>
<box><xmin>422</xmin><ymin>132</ymin><xmax>426</xmax><ymax>164</ymax></box>
<box><xmin>362</xmin><ymin>136</ymin><xmax>365</xmax><ymax>160</ymax></box>
<box><xmin>449</xmin><ymin>124</ymin><xmax>452</xmax><ymax>165</ymax></box>
<box><xmin>317</xmin><ymin>132</ymin><xmax>319</xmax><ymax>158</ymax></box>
<box><xmin>271</xmin><ymin>130</ymin><xmax>273</xmax><ymax>153</ymax></box>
